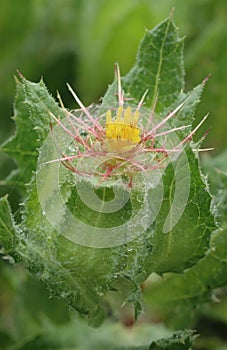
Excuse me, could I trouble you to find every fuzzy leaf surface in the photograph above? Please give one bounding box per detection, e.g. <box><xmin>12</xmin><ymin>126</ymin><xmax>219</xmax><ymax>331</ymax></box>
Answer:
<box><xmin>0</xmin><ymin>196</ymin><xmax>18</xmax><ymax>254</ymax></box>
<box><xmin>0</xmin><ymin>78</ymin><xmax>65</xmax><ymax>191</ymax></box>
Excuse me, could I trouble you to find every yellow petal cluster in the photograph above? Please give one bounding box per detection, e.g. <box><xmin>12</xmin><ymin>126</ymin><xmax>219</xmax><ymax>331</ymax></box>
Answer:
<box><xmin>105</xmin><ymin>106</ymin><xmax>141</xmax><ymax>149</ymax></box>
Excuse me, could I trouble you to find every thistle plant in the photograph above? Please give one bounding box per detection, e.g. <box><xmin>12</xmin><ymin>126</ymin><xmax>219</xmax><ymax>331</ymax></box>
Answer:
<box><xmin>1</xmin><ymin>15</ymin><xmax>227</xmax><ymax>350</ymax></box>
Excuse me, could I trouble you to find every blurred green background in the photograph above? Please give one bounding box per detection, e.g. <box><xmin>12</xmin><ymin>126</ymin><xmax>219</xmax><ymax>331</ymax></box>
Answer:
<box><xmin>0</xmin><ymin>0</ymin><xmax>227</xmax><ymax>348</ymax></box>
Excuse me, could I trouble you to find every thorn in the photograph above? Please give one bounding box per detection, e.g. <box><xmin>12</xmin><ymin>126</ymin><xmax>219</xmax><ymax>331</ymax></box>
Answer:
<box><xmin>16</xmin><ymin>69</ymin><xmax>25</xmax><ymax>81</ymax></box>
<box><xmin>67</xmin><ymin>83</ymin><xmax>103</xmax><ymax>132</ymax></box>
<box><xmin>178</xmin><ymin>113</ymin><xmax>209</xmax><ymax>147</ymax></box>
<box><xmin>196</xmin><ymin>148</ymin><xmax>214</xmax><ymax>152</ymax></box>
<box><xmin>137</xmin><ymin>89</ymin><xmax>149</xmax><ymax>110</ymax></box>
<box><xmin>57</xmin><ymin>91</ymin><xmax>65</xmax><ymax>109</ymax></box>
<box><xmin>170</xmin><ymin>7</ymin><xmax>175</xmax><ymax>18</ymax></box>
<box><xmin>202</xmin><ymin>127</ymin><xmax>211</xmax><ymax>140</ymax></box>
<box><xmin>115</xmin><ymin>63</ymin><xmax>124</xmax><ymax>106</ymax></box>
<box><xmin>49</xmin><ymin>111</ymin><xmax>86</xmax><ymax>147</ymax></box>
<box><xmin>203</xmin><ymin>73</ymin><xmax>211</xmax><ymax>84</ymax></box>
<box><xmin>144</xmin><ymin>100</ymin><xmax>185</xmax><ymax>140</ymax></box>
<box><xmin>154</xmin><ymin>124</ymin><xmax>191</xmax><ymax>138</ymax></box>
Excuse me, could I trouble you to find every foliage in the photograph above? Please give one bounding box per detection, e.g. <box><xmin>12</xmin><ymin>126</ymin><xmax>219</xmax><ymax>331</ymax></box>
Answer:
<box><xmin>0</xmin><ymin>9</ymin><xmax>227</xmax><ymax>350</ymax></box>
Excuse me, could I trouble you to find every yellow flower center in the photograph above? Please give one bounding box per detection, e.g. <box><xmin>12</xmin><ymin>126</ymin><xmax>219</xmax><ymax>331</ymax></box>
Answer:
<box><xmin>105</xmin><ymin>106</ymin><xmax>141</xmax><ymax>152</ymax></box>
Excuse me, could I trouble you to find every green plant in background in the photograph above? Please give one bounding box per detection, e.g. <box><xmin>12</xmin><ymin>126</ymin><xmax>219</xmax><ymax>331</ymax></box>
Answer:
<box><xmin>0</xmin><ymin>8</ymin><xmax>227</xmax><ymax>350</ymax></box>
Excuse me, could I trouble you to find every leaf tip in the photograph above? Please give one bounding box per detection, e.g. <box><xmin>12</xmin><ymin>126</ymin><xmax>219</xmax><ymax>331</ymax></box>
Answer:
<box><xmin>0</xmin><ymin>194</ymin><xmax>9</xmax><ymax>202</ymax></box>
<box><xmin>16</xmin><ymin>69</ymin><xmax>26</xmax><ymax>82</ymax></box>
<box><xmin>202</xmin><ymin>73</ymin><xmax>211</xmax><ymax>85</ymax></box>
<box><xmin>170</xmin><ymin>6</ymin><xmax>175</xmax><ymax>18</ymax></box>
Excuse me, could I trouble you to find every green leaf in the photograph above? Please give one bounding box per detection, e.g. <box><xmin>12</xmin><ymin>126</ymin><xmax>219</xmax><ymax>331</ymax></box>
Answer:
<box><xmin>202</xmin><ymin>150</ymin><xmax>227</xmax><ymax>225</ymax></box>
<box><xmin>0</xmin><ymin>195</ymin><xmax>18</xmax><ymax>254</ymax></box>
<box><xmin>166</xmin><ymin>79</ymin><xmax>207</xmax><ymax>131</ymax></box>
<box><xmin>1</xmin><ymin>80</ymin><xmax>38</xmax><ymax>189</ymax></box>
<box><xmin>144</xmin><ymin>225</ymin><xmax>227</xmax><ymax>327</ymax></box>
<box><xmin>1</xmin><ymin>77</ymin><xmax>64</xmax><ymax>191</ymax></box>
<box><xmin>123</xmin><ymin>16</ymin><xmax>184</xmax><ymax>111</ymax></box>
<box><xmin>147</xmin><ymin>155</ymin><xmax>227</xmax><ymax>324</ymax></box>
<box><xmin>148</xmin><ymin>330</ymin><xmax>196</xmax><ymax>350</ymax></box>
<box><xmin>142</xmin><ymin>147</ymin><xmax>215</xmax><ymax>275</ymax></box>
<box><xmin>16</xmin><ymin>166</ymin><xmax>148</xmax><ymax>325</ymax></box>
<box><xmin>145</xmin><ymin>152</ymin><xmax>227</xmax><ymax>324</ymax></box>
<box><xmin>20</xmin><ymin>77</ymin><xmax>65</xmax><ymax>142</ymax></box>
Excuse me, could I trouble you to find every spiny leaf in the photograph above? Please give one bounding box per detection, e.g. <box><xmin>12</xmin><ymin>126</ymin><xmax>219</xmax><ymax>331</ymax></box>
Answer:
<box><xmin>148</xmin><ymin>330</ymin><xmax>196</xmax><ymax>350</ymax></box>
<box><xmin>144</xmin><ymin>226</ymin><xmax>227</xmax><ymax>325</ymax></box>
<box><xmin>0</xmin><ymin>79</ymin><xmax>38</xmax><ymax>188</ymax></box>
<box><xmin>166</xmin><ymin>79</ymin><xmax>208</xmax><ymax>131</ymax></box>
<box><xmin>202</xmin><ymin>150</ymin><xmax>227</xmax><ymax>225</ymax></box>
<box><xmin>0</xmin><ymin>195</ymin><xmax>18</xmax><ymax>254</ymax></box>
<box><xmin>20</xmin><ymin>78</ymin><xmax>65</xmax><ymax>142</ymax></box>
<box><xmin>123</xmin><ymin>16</ymin><xmax>184</xmax><ymax>111</ymax></box>
<box><xmin>142</xmin><ymin>155</ymin><xmax>227</xmax><ymax>323</ymax></box>
<box><xmin>141</xmin><ymin>147</ymin><xmax>215</xmax><ymax>276</ymax></box>
<box><xmin>0</xmin><ymin>77</ymin><xmax>64</xmax><ymax>190</ymax></box>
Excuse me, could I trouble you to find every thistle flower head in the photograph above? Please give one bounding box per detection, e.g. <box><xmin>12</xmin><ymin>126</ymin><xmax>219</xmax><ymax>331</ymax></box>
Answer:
<box><xmin>48</xmin><ymin>64</ymin><xmax>208</xmax><ymax>187</ymax></box>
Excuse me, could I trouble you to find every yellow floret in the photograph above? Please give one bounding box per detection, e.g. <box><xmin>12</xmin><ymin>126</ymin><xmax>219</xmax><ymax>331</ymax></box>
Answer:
<box><xmin>105</xmin><ymin>106</ymin><xmax>141</xmax><ymax>150</ymax></box>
